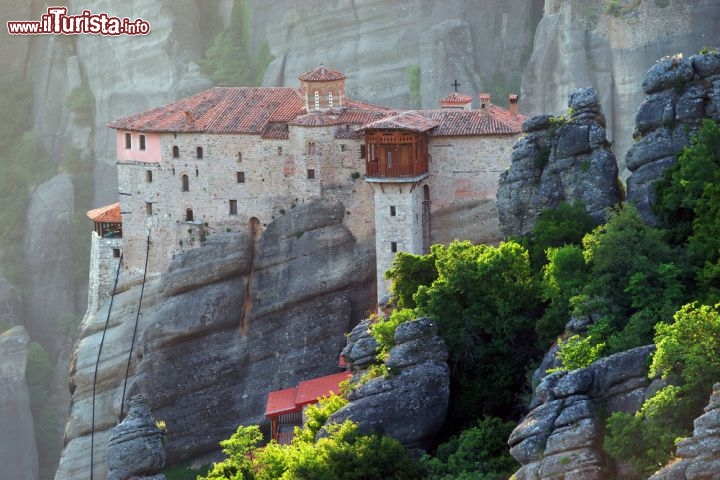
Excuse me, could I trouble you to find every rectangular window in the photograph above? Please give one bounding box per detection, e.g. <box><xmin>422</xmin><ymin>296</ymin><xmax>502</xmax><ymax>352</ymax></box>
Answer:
<box><xmin>278</xmin><ymin>146</ymin><xmax>283</xmax><ymax>156</ymax></box>
<box><xmin>360</xmin><ymin>145</ymin><xmax>366</xmax><ymax>159</ymax></box>
<box><xmin>146</xmin><ymin>202</ymin><xmax>152</xmax><ymax>216</ymax></box>
<box><xmin>237</xmin><ymin>171</ymin><xmax>245</xmax><ymax>183</ymax></box>
<box><xmin>146</xmin><ymin>170</ymin><xmax>152</xmax><ymax>182</ymax></box>
<box><xmin>125</xmin><ymin>132</ymin><xmax>132</xmax><ymax>149</ymax></box>
<box><xmin>307</xmin><ymin>168</ymin><xmax>315</xmax><ymax>179</ymax></box>
<box><xmin>112</xmin><ymin>248</ymin><xmax>121</xmax><ymax>258</ymax></box>
<box><xmin>238</xmin><ymin>152</ymin><xmax>242</xmax><ymax>162</ymax></box>
<box><xmin>139</xmin><ymin>134</ymin><xmax>146</xmax><ymax>151</ymax></box>
<box><xmin>229</xmin><ymin>199</ymin><xmax>238</xmax><ymax>215</ymax></box>
<box><xmin>391</xmin><ymin>241</ymin><xmax>397</xmax><ymax>253</ymax></box>
<box><xmin>390</xmin><ymin>206</ymin><xmax>396</xmax><ymax>216</ymax></box>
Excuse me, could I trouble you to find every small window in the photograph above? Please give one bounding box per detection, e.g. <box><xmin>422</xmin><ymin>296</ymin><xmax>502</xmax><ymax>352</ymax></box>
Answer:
<box><xmin>196</xmin><ymin>146</ymin><xmax>203</xmax><ymax>159</ymax></box>
<box><xmin>391</xmin><ymin>241</ymin><xmax>397</xmax><ymax>253</ymax></box>
<box><xmin>195</xmin><ymin>167</ymin><xmax>199</xmax><ymax>177</ymax></box>
<box><xmin>307</xmin><ymin>168</ymin><xmax>315</xmax><ymax>180</ymax></box>
<box><xmin>125</xmin><ymin>133</ymin><xmax>132</xmax><ymax>149</ymax></box>
<box><xmin>185</xmin><ymin>208</ymin><xmax>194</xmax><ymax>222</ymax></box>
<box><xmin>328</xmin><ymin>91</ymin><xmax>333</xmax><ymax>108</ymax></box>
<box><xmin>308</xmin><ymin>142</ymin><xmax>316</xmax><ymax>155</ymax></box>
<box><xmin>314</xmin><ymin>91</ymin><xmax>320</xmax><ymax>110</ymax></box>
<box><xmin>181</xmin><ymin>174</ymin><xmax>189</xmax><ymax>192</ymax></box>
<box><xmin>340</xmin><ymin>144</ymin><xmax>347</xmax><ymax>152</ymax></box>
<box><xmin>112</xmin><ymin>248</ymin><xmax>121</xmax><ymax>258</ymax></box>
<box><xmin>229</xmin><ymin>199</ymin><xmax>238</xmax><ymax>215</ymax></box>
<box><xmin>146</xmin><ymin>170</ymin><xmax>152</xmax><ymax>182</ymax></box>
<box><xmin>237</xmin><ymin>152</ymin><xmax>242</xmax><ymax>162</ymax></box>
<box><xmin>360</xmin><ymin>145</ymin><xmax>366</xmax><ymax>159</ymax></box>
<box><xmin>237</xmin><ymin>171</ymin><xmax>245</xmax><ymax>183</ymax></box>
<box><xmin>390</xmin><ymin>206</ymin><xmax>396</xmax><ymax>217</ymax></box>
<box><xmin>146</xmin><ymin>202</ymin><xmax>152</xmax><ymax>216</ymax></box>
<box><xmin>172</xmin><ymin>167</ymin><xmax>175</xmax><ymax>175</ymax></box>
<box><xmin>277</xmin><ymin>146</ymin><xmax>282</xmax><ymax>156</ymax></box>
<box><xmin>139</xmin><ymin>134</ymin><xmax>146</xmax><ymax>151</ymax></box>
<box><xmin>172</xmin><ymin>145</ymin><xmax>179</xmax><ymax>158</ymax></box>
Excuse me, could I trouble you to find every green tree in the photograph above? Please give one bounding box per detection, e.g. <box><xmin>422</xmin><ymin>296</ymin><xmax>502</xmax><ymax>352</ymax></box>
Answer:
<box><xmin>384</xmin><ymin>251</ymin><xmax>437</xmax><ymax>309</ymax></box>
<box><xmin>414</xmin><ymin>240</ymin><xmax>542</xmax><ymax>423</ymax></box>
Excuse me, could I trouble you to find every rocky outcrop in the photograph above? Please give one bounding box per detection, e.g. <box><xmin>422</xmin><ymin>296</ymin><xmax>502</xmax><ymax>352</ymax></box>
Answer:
<box><xmin>497</xmin><ymin>87</ymin><xmax>620</xmax><ymax>237</ymax></box>
<box><xmin>522</xmin><ymin>0</ymin><xmax>720</xmax><ymax>177</ymax></box>
<box><xmin>106</xmin><ymin>394</ymin><xmax>166</xmax><ymax>480</ymax></box>
<box><xmin>326</xmin><ymin>317</ymin><xmax>449</xmax><ymax>449</ymax></box>
<box><xmin>0</xmin><ymin>326</ymin><xmax>39</xmax><ymax>480</ymax></box>
<box><xmin>55</xmin><ymin>199</ymin><xmax>375</xmax><ymax>480</ymax></box>
<box><xmin>626</xmin><ymin>51</ymin><xmax>720</xmax><ymax>224</ymax></box>
<box><xmin>650</xmin><ymin>382</ymin><xmax>720</xmax><ymax>480</ymax></box>
<box><xmin>509</xmin><ymin>345</ymin><xmax>655</xmax><ymax>480</ymax></box>
<box><xmin>0</xmin><ymin>272</ymin><xmax>22</xmax><ymax>329</ymax></box>
<box><xmin>24</xmin><ymin>174</ymin><xmax>75</xmax><ymax>356</ymax></box>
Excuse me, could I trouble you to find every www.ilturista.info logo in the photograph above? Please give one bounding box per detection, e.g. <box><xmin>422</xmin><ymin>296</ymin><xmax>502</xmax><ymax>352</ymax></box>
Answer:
<box><xmin>7</xmin><ymin>7</ymin><xmax>150</xmax><ymax>36</ymax></box>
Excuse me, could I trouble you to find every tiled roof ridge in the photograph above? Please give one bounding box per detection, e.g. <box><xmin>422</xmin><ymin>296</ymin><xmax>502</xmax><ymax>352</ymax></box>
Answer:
<box><xmin>298</xmin><ymin>65</ymin><xmax>347</xmax><ymax>82</ymax></box>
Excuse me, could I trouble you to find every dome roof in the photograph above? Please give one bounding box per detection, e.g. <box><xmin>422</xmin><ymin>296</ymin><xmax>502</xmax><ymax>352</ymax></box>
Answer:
<box><xmin>298</xmin><ymin>65</ymin><xmax>347</xmax><ymax>82</ymax></box>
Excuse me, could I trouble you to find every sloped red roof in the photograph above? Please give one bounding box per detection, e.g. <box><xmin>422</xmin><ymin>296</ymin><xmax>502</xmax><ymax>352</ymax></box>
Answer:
<box><xmin>107</xmin><ymin>87</ymin><xmax>303</xmax><ymax>134</ymax></box>
<box><xmin>440</xmin><ymin>92</ymin><xmax>473</xmax><ymax>104</ymax></box>
<box><xmin>265</xmin><ymin>387</ymin><xmax>300</xmax><ymax>417</ymax></box>
<box><xmin>87</xmin><ymin>203</ymin><xmax>121</xmax><ymax>223</ymax></box>
<box><xmin>290</xmin><ymin>113</ymin><xmax>341</xmax><ymax>127</ymax></box>
<box><xmin>298</xmin><ymin>65</ymin><xmax>347</xmax><ymax>82</ymax></box>
<box><xmin>261</xmin><ymin>123</ymin><xmax>290</xmax><ymax>139</ymax></box>
<box><xmin>361</xmin><ymin>111</ymin><xmax>440</xmax><ymax>133</ymax></box>
<box><xmin>425</xmin><ymin>106</ymin><xmax>525</xmax><ymax>136</ymax></box>
<box><xmin>295</xmin><ymin>371</ymin><xmax>351</xmax><ymax>407</ymax></box>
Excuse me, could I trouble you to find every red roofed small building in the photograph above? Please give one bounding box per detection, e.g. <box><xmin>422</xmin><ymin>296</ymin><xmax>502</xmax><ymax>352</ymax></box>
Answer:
<box><xmin>92</xmin><ymin>65</ymin><xmax>524</xmax><ymax>301</ymax></box>
<box><xmin>86</xmin><ymin>203</ymin><xmax>123</xmax><ymax>312</ymax></box>
<box><xmin>265</xmin><ymin>371</ymin><xmax>350</xmax><ymax>444</ymax></box>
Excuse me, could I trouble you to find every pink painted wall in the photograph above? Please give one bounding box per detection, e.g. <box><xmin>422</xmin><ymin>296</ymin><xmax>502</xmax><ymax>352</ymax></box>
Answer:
<box><xmin>116</xmin><ymin>131</ymin><xmax>162</xmax><ymax>163</ymax></box>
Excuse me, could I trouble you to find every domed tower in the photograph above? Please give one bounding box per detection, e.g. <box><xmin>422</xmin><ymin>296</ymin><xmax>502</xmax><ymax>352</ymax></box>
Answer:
<box><xmin>298</xmin><ymin>64</ymin><xmax>347</xmax><ymax>112</ymax></box>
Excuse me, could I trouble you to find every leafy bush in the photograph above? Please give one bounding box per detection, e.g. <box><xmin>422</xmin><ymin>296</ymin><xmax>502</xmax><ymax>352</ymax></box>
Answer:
<box><xmin>385</xmin><ymin>251</ymin><xmax>438</xmax><ymax>309</ymax></box>
<box><xmin>604</xmin><ymin>302</ymin><xmax>720</xmax><ymax>477</ymax></box>
<box><xmin>370</xmin><ymin>308</ymin><xmax>416</xmax><ymax>357</ymax></box>
<box><xmin>66</xmin><ymin>81</ymin><xmax>95</xmax><ymax>126</ymax></box>
<box><xmin>422</xmin><ymin>417</ymin><xmax>518</xmax><ymax>480</ymax></box>
<box><xmin>199</xmin><ymin>395</ymin><xmax>423</xmax><ymax>480</ymax></box>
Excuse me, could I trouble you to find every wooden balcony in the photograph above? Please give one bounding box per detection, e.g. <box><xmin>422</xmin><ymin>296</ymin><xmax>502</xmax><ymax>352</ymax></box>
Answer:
<box><xmin>364</xmin><ymin>131</ymin><xmax>429</xmax><ymax>180</ymax></box>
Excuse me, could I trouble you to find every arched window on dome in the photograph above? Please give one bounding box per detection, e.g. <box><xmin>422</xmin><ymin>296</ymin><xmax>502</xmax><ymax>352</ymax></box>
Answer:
<box><xmin>314</xmin><ymin>91</ymin><xmax>320</xmax><ymax>110</ymax></box>
<box><xmin>328</xmin><ymin>92</ymin><xmax>333</xmax><ymax>108</ymax></box>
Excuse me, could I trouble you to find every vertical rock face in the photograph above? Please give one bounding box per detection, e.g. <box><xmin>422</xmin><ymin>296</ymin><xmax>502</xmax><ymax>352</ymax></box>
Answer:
<box><xmin>649</xmin><ymin>383</ymin><xmax>720</xmax><ymax>480</ymax></box>
<box><xmin>497</xmin><ymin>87</ymin><xmax>619</xmax><ymax>237</ymax></box>
<box><xmin>0</xmin><ymin>273</ymin><xmax>22</xmax><ymax>329</ymax></box>
<box><xmin>626</xmin><ymin>51</ymin><xmax>720</xmax><ymax>225</ymax></box>
<box><xmin>509</xmin><ymin>345</ymin><xmax>655</xmax><ymax>480</ymax></box>
<box><xmin>327</xmin><ymin>317</ymin><xmax>450</xmax><ymax>449</ymax></box>
<box><xmin>24</xmin><ymin>174</ymin><xmax>75</xmax><ymax>356</ymax></box>
<box><xmin>521</xmin><ymin>0</ymin><xmax>720</xmax><ymax>176</ymax></box>
<box><xmin>55</xmin><ymin>199</ymin><xmax>375</xmax><ymax>480</ymax></box>
<box><xmin>106</xmin><ymin>394</ymin><xmax>165</xmax><ymax>480</ymax></box>
<box><xmin>0</xmin><ymin>326</ymin><xmax>39</xmax><ymax>480</ymax></box>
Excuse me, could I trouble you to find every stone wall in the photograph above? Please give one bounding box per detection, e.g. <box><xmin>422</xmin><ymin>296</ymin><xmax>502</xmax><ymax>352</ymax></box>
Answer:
<box><xmin>86</xmin><ymin>232</ymin><xmax>123</xmax><ymax>315</ymax></box>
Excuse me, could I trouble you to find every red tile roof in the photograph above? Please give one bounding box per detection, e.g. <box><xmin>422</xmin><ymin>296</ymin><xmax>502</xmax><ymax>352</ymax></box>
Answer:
<box><xmin>440</xmin><ymin>92</ymin><xmax>473</xmax><ymax>104</ymax></box>
<box><xmin>261</xmin><ymin>123</ymin><xmax>290</xmax><ymax>139</ymax></box>
<box><xmin>265</xmin><ymin>387</ymin><xmax>300</xmax><ymax>417</ymax></box>
<box><xmin>425</xmin><ymin>106</ymin><xmax>525</xmax><ymax>136</ymax></box>
<box><xmin>295</xmin><ymin>371</ymin><xmax>351</xmax><ymax>407</ymax></box>
<box><xmin>107</xmin><ymin>87</ymin><xmax>303</xmax><ymax>134</ymax></box>
<box><xmin>290</xmin><ymin>112</ymin><xmax>341</xmax><ymax>127</ymax></box>
<box><xmin>87</xmin><ymin>203</ymin><xmax>122</xmax><ymax>223</ymax></box>
<box><xmin>298</xmin><ymin>65</ymin><xmax>347</xmax><ymax>82</ymax></box>
<box><xmin>361</xmin><ymin>111</ymin><xmax>440</xmax><ymax>133</ymax></box>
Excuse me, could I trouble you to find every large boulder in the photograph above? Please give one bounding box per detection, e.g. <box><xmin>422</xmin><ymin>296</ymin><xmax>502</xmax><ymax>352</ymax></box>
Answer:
<box><xmin>106</xmin><ymin>394</ymin><xmax>166</xmax><ymax>480</ymax></box>
<box><xmin>325</xmin><ymin>317</ymin><xmax>449</xmax><ymax>449</ymax></box>
<box><xmin>509</xmin><ymin>345</ymin><xmax>655</xmax><ymax>480</ymax></box>
<box><xmin>497</xmin><ymin>87</ymin><xmax>619</xmax><ymax>237</ymax></box>
<box><xmin>626</xmin><ymin>51</ymin><xmax>720</xmax><ymax>225</ymax></box>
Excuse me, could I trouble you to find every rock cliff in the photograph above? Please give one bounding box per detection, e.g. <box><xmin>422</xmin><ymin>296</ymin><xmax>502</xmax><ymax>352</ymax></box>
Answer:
<box><xmin>522</xmin><ymin>0</ymin><xmax>720</xmax><ymax>177</ymax></box>
<box><xmin>496</xmin><ymin>87</ymin><xmax>620</xmax><ymax>237</ymax></box>
<box><xmin>326</xmin><ymin>317</ymin><xmax>450</xmax><ymax>449</ymax></box>
<box><xmin>55</xmin><ymin>200</ymin><xmax>375</xmax><ymax>480</ymax></box>
<box><xmin>509</xmin><ymin>345</ymin><xmax>655</xmax><ymax>480</ymax></box>
<box><xmin>0</xmin><ymin>326</ymin><xmax>39</xmax><ymax>480</ymax></box>
<box><xmin>649</xmin><ymin>382</ymin><xmax>720</xmax><ymax>480</ymax></box>
<box><xmin>626</xmin><ymin>51</ymin><xmax>720</xmax><ymax>224</ymax></box>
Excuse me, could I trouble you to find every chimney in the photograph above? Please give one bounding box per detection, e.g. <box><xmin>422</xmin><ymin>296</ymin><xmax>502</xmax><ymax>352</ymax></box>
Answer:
<box><xmin>508</xmin><ymin>94</ymin><xmax>519</xmax><ymax>116</ymax></box>
<box><xmin>184</xmin><ymin>110</ymin><xmax>194</xmax><ymax>124</ymax></box>
<box><xmin>479</xmin><ymin>93</ymin><xmax>491</xmax><ymax>110</ymax></box>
